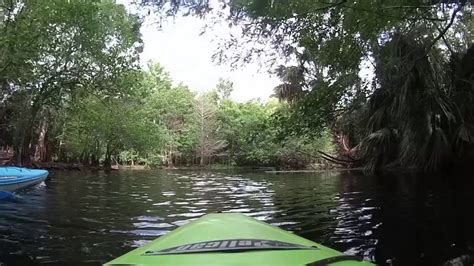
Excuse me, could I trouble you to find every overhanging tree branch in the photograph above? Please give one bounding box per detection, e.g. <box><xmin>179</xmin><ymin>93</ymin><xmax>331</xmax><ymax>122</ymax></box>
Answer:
<box><xmin>426</xmin><ymin>3</ymin><xmax>463</xmax><ymax>52</ymax></box>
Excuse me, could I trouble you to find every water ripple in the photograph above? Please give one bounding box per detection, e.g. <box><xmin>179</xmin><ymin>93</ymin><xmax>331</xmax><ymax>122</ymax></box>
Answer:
<box><xmin>2</xmin><ymin>170</ymin><xmax>471</xmax><ymax>265</ymax></box>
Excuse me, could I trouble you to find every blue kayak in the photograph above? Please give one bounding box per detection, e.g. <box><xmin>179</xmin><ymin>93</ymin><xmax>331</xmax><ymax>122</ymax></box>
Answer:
<box><xmin>0</xmin><ymin>167</ymin><xmax>49</xmax><ymax>192</ymax></box>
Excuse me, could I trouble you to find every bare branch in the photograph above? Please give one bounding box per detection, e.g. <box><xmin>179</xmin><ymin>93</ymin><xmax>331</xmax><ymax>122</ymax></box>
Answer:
<box><xmin>435</xmin><ymin>23</ymin><xmax>456</xmax><ymax>55</ymax></box>
<box><xmin>426</xmin><ymin>4</ymin><xmax>463</xmax><ymax>51</ymax></box>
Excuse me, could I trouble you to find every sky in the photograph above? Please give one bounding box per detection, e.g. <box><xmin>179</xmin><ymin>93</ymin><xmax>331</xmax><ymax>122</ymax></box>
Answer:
<box><xmin>120</xmin><ymin>1</ymin><xmax>280</xmax><ymax>102</ymax></box>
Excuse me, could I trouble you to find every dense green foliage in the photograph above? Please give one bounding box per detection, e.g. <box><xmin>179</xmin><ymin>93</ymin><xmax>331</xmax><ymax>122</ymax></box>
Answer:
<box><xmin>218</xmin><ymin>99</ymin><xmax>333</xmax><ymax>167</ymax></box>
<box><xmin>0</xmin><ymin>0</ymin><xmax>333</xmax><ymax>169</ymax></box>
<box><xmin>0</xmin><ymin>0</ymin><xmax>333</xmax><ymax>171</ymax></box>
<box><xmin>144</xmin><ymin>0</ymin><xmax>474</xmax><ymax>172</ymax></box>
<box><xmin>0</xmin><ymin>0</ymin><xmax>334</xmax><ymax>169</ymax></box>
<box><xmin>2</xmin><ymin>0</ymin><xmax>472</xmax><ymax>172</ymax></box>
<box><xmin>226</xmin><ymin>0</ymin><xmax>474</xmax><ymax>172</ymax></box>
<box><xmin>107</xmin><ymin>63</ymin><xmax>334</xmax><ymax>168</ymax></box>
<box><xmin>60</xmin><ymin>62</ymin><xmax>335</xmax><ymax>169</ymax></box>
<box><xmin>1</xmin><ymin>0</ymin><xmax>142</xmax><ymax>165</ymax></box>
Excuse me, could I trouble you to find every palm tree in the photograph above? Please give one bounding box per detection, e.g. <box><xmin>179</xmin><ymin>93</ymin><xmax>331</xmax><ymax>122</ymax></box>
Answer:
<box><xmin>361</xmin><ymin>33</ymin><xmax>474</xmax><ymax>172</ymax></box>
<box><xmin>272</xmin><ymin>65</ymin><xmax>306</xmax><ymax>103</ymax></box>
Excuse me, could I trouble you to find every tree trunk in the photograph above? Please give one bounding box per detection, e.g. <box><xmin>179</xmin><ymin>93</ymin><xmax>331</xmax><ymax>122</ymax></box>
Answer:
<box><xmin>167</xmin><ymin>149</ymin><xmax>173</xmax><ymax>167</ymax></box>
<box><xmin>104</xmin><ymin>154</ymin><xmax>111</xmax><ymax>171</ymax></box>
<box><xmin>13</xmin><ymin>117</ymin><xmax>35</xmax><ymax>167</ymax></box>
<box><xmin>200</xmin><ymin>151</ymin><xmax>205</xmax><ymax>165</ymax></box>
<box><xmin>90</xmin><ymin>154</ymin><xmax>99</xmax><ymax>167</ymax></box>
<box><xmin>335</xmin><ymin>132</ymin><xmax>359</xmax><ymax>160</ymax></box>
<box><xmin>13</xmin><ymin>134</ymin><xmax>33</xmax><ymax>166</ymax></box>
<box><xmin>35</xmin><ymin>114</ymin><xmax>49</xmax><ymax>162</ymax></box>
<box><xmin>104</xmin><ymin>144</ymin><xmax>112</xmax><ymax>171</ymax></box>
<box><xmin>12</xmin><ymin>101</ymin><xmax>42</xmax><ymax>166</ymax></box>
<box><xmin>81</xmin><ymin>152</ymin><xmax>90</xmax><ymax>166</ymax></box>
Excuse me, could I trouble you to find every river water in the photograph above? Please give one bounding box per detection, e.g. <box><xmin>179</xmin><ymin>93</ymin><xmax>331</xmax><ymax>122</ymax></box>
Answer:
<box><xmin>0</xmin><ymin>170</ymin><xmax>473</xmax><ymax>265</ymax></box>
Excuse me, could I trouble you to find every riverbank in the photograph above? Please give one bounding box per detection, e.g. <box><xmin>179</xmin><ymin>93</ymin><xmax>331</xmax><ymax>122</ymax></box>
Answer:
<box><xmin>4</xmin><ymin>161</ymin><xmax>343</xmax><ymax>173</ymax></box>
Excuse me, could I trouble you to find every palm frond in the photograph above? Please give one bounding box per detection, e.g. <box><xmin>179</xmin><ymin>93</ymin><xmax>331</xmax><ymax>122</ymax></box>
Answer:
<box><xmin>455</xmin><ymin>123</ymin><xmax>474</xmax><ymax>144</ymax></box>
<box><xmin>360</xmin><ymin>127</ymin><xmax>398</xmax><ymax>172</ymax></box>
<box><xmin>423</xmin><ymin>127</ymin><xmax>452</xmax><ymax>172</ymax></box>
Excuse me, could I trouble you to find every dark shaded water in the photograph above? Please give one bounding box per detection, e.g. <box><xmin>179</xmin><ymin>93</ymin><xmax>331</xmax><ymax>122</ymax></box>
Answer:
<box><xmin>1</xmin><ymin>170</ymin><xmax>473</xmax><ymax>265</ymax></box>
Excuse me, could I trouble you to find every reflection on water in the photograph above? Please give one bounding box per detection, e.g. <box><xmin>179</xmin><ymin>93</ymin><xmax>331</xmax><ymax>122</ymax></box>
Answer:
<box><xmin>0</xmin><ymin>170</ymin><xmax>473</xmax><ymax>265</ymax></box>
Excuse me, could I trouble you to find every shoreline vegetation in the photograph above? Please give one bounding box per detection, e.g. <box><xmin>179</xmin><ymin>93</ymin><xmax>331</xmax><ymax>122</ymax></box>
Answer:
<box><xmin>2</xmin><ymin>152</ymin><xmax>339</xmax><ymax>172</ymax></box>
<box><xmin>0</xmin><ymin>60</ymin><xmax>339</xmax><ymax>172</ymax></box>
<box><xmin>1</xmin><ymin>1</ymin><xmax>473</xmax><ymax>174</ymax></box>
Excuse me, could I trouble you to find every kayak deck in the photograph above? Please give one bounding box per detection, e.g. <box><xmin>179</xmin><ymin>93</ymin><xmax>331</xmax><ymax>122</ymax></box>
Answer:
<box><xmin>0</xmin><ymin>167</ymin><xmax>48</xmax><ymax>192</ymax></box>
<box><xmin>105</xmin><ymin>213</ymin><xmax>373</xmax><ymax>265</ymax></box>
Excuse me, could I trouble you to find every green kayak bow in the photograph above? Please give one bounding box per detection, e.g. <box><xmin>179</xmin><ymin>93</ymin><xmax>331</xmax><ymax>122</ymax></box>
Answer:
<box><xmin>105</xmin><ymin>213</ymin><xmax>374</xmax><ymax>266</ymax></box>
